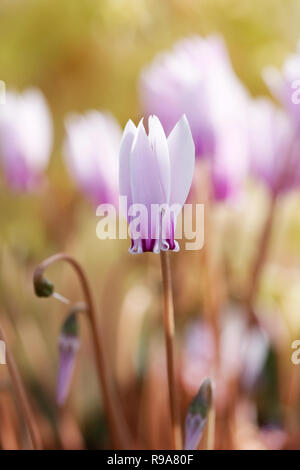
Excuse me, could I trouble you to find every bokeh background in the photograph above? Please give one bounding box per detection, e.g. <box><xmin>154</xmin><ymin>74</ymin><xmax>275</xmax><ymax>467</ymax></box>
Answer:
<box><xmin>1</xmin><ymin>0</ymin><xmax>300</xmax><ymax>450</ymax></box>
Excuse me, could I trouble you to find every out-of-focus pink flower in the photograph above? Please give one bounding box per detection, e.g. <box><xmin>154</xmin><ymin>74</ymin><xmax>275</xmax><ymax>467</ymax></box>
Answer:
<box><xmin>181</xmin><ymin>322</ymin><xmax>215</xmax><ymax>394</ymax></box>
<box><xmin>248</xmin><ymin>98</ymin><xmax>300</xmax><ymax>196</ymax></box>
<box><xmin>182</xmin><ymin>313</ymin><xmax>269</xmax><ymax>409</ymax></box>
<box><xmin>263</xmin><ymin>42</ymin><xmax>300</xmax><ymax>129</ymax></box>
<box><xmin>64</xmin><ymin>111</ymin><xmax>121</xmax><ymax>206</ymax></box>
<box><xmin>0</xmin><ymin>88</ymin><xmax>52</xmax><ymax>191</ymax></box>
<box><xmin>57</xmin><ymin>313</ymin><xmax>80</xmax><ymax>407</ymax></box>
<box><xmin>140</xmin><ymin>35</ymin><xmax>249</xmax><ymax>201</ymax></box>
<box><xmin>220</xmin><ymin>311</ymin><xmax>269</xmax><ymax>392</ymax></box>
<box><xmin>119</xmin><ymin>114</ymin><xmax>195</xmax><ymax>253</ymax></box>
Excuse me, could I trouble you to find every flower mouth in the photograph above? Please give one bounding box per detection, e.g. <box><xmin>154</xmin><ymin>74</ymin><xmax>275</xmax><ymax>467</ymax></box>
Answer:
<box><xmin>129</xmin><ymin>208</ymin><xmax>179</xmax><ymax>254</ymax></box>
<box><xmin>129</xmin><ymin>237</ymin><xmax>179</xmax><ymax>254</ymax></box>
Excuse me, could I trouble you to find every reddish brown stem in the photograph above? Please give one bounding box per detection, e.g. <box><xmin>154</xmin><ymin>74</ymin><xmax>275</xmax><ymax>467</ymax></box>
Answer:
<box><xmin>246</xmin><ymin>194</ymin><xmax>277</xmax><ymax>320</ymax></box>
<box><xmin>34</xmin><ymin>253</ymin><xmax>131</xmax><ymax>449</ymax></box>
<box><xmin>160</xmin><ymin>251</ymin><xmax>182</xmax><ymax>450</ymax></box>
<box><xmin>196</xmin><ymin>162</ymin><xmax>221</xmax><ymax>361</ymax></box>
<box><xmin>202</xmin><ymin>199</ymin><xmax>221</xmax><ymax>361</ymax></box>
<box><xmin>0</xmin><ymin>323</ymin><xmax>42</xmax><ymax>449</ymax></box>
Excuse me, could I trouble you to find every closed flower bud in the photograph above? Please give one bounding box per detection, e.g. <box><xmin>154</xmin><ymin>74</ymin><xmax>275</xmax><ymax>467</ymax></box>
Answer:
<box><xmin>33</xmin><ymin>274</ymin><xmax>54</xmax><ymax>298</ymax></box>
<box><xmin>184</xmin><ymin>378</ymin><xmax>213</xmax><ymax>450</ymax></box>
<box><xmin>56</xmin><ymin>313</ymin><xmax>80</xmax><ymax>406</ymax></box>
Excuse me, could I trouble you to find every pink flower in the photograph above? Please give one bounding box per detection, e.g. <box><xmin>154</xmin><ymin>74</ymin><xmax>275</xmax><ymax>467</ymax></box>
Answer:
<box><xmin>263</xmin><ymin>41</ymin><xmax>300</xmax><ymax>130</ymax></box>
<box><xmin>119</xmin><ymin>115</ymin><xmax>195</xmax><ymax>253</ymax></box>
<box><xmin>182</xmin><ymin>314</ymin><xmax>269</xmax><ymax>410</ymax></box>
<box><xmin>64</xmin><ymin>111</ymin><xmax>121</xmax><ymax>206</ymax></box>
<box><xmin>0</xmin><ymin>88</ymin><xmax>52</xmax><ymax>191</ymax></box>
<box><xmin>140</xmin><ymin>35</ymin><xmax>249</xmax><ymax>201</ymax></box>
<box><xmin>248</xmin><ymin>98</ymin><xmax>300</xmax><ymax>196</ymax></box>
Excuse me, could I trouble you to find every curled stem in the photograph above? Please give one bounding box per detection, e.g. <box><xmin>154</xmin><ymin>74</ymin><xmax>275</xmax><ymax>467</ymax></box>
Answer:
<box><xmin>34</xmin><ymin>253</ymin><xmax>131</xmax><ymax>449</ymax></box>
<box><xmin>160</xmin><ymin>251</ymin><xmax>182</xmax><ymax>450</ymax></box>
<box><xmin>0</xmin><ymin>322</ymin><xmax>42</xmax><ymax>450</ymax></box>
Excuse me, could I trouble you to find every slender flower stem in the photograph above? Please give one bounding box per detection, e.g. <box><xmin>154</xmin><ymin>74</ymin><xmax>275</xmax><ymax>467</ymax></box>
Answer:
<box><xmin>34</xmin><ymin>253</ymin><xmax>131</xmax><ymax>449</ymax></box>
<box><xmin>202</xmin><ymin>200</ymin><xmax>221</xmax><ymax>360</ymax></box>
<box><xmin>205</xmin><ymin>406</ymin><xmax>215</xmax><ymax>450</ymax></box>
<box><xmin>159</xmin><ymin>251</ymin><xmax>182</xmax><ymax>450</ymax></box>
<box><xmin>196</xmin><ymin>163</ymin><xmax>221</xmax><ymax>361</ymax></box>
<box><xmin>0</xmin><ymin>322</ymin><xmax>42</xmax><ymax>450</ymax></box>
<box><xmin>246</xmin><ymin>194</ymin><xmax>277</xmax><ymax>321</ymax></box>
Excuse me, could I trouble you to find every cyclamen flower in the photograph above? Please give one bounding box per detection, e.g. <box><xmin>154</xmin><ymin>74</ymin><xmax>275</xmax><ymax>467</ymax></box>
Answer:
<box><xmin>248</xmin><ymin>98</ymin><xmax>300</xmax><ymax>196</ymax></box>
<box><xmin>263</xmin><ymin>41</ymin><xmax>300</xmax><ymax>129</ymax></box>
<box><xmin>64</xmin><ymin>111</ymin><xmax>121</xmax><ymax>206</ymax></box>
<box><xmin>119</xmin><ymin>115</ymin><xmax>195</xmax><ymax>253</ymax></box>
<box><xmin>140</xmin><ymin>35</ymin><xmax>249</xmax><ymax>200</ymax></box>
<box><xmin>0</xmin><ymin>88</ymin><xmax>52</xmax><ymax>191</ymax></box>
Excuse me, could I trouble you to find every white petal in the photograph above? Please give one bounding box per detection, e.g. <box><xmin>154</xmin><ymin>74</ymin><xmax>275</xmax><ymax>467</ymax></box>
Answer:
<box><xmin>167</xmin><ymin>115</ymin><xmax>195</xmax><ymax>212</ymax></box>
<box><xmin>148</xmin><ymin>115</ymin><xmax>171</xmax><ymax>202</ymax></box>
<box><xmin>119</xmin><ymin>119</ymin><xmax>137</xmax><ymax>207</ymax></box>
<box><xmin>130</xmin><ymin>120</ymin><xmax>169</xmax><ymax>207</ymax></box>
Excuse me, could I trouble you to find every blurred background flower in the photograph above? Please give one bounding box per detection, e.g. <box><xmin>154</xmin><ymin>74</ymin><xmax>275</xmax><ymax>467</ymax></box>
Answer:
<box><xmin>263</xmin><ymin>41</ymin><xmax>300</xmax><ymax>129</ymax></box>
<box><xmin>64</xmin><ymin>111</ymin><xmax>120</xmax><ymax>206</ymax></box>
<box><xmin>0</xmin><ymin>88</ymin><xmax>52</xmax><ymax>191</ymax></box>
<box><xmin>248</xmin><ymin>98</ymin><xmax>300</xmax><ymax>196</ymax></box>
<box><xmin>140</xmin><ymin>35</ymin><xmax>249</xmax><ymax>201</ymax></box>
